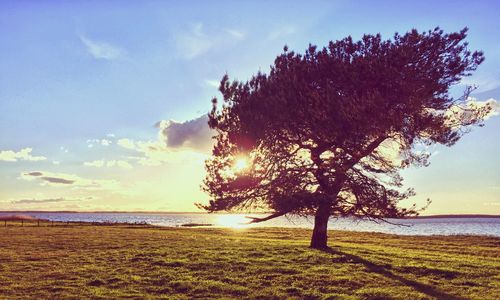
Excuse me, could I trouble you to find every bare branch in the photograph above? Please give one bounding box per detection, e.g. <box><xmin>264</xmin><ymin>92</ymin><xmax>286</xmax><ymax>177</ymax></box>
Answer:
<box><xmin>244</xmin><ymin>211</ymin><xmax>289</xmax><ymax>224</ymax></box>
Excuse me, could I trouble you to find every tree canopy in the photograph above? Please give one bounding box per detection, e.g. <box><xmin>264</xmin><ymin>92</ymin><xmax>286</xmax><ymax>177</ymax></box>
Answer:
<box><xmin>199</xmin><ymin>28</ymin><xmax>488</xmax><ymax>248</ymax></box>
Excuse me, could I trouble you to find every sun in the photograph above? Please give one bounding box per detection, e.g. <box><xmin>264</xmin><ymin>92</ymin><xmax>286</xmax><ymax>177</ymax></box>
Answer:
<box><xmin>233</xmin><ymin>157</ymin><xmax>249</xmax><ymax>172</ymax></box>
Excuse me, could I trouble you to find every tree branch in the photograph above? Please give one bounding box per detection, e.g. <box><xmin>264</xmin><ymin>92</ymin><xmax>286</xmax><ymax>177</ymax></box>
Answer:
<box><xmin>245</xmin><ymin>211</ymin><xmax>289</xmax><ymax>224</ymax></box>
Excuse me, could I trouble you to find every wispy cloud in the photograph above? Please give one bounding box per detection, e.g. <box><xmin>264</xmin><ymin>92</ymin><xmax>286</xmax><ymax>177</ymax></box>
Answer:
<box><xmin>461</xmin><ymin>73</ymin><xmax>500</xmax><ymax>93</ymax></box>
<box><xmin>10</xmin><ymin>196</ymin><xmax>94</xmax><ymax>205</ymax></box>
<box><xmin>79</xmin><ymin>35</ymin><xmax>124</xmax><ymax>60</ymax></box>
<box><xmin>176</xmin><ymin>23</ymin><xmax>213</xmax><ymax>59</ymax></box>
<box><xmin>20</xmin><ymin>171</ymin><xmax>121</xmax><ymax>190</ymax></box>
<box><xmin>87</xmin><ymin>138</ymin><xmax>112</xmax><ymax>147</ymax></box>
<box><xmin>225</xmin><ymin>29</ymin><xmax>245</xmax><ymax>40</ymax></box>
<box><xmin>205</xmin><ymin>79</ymin><xmax>220</xmax><ymax>88</ymax></box>
<box><xmin>12</xmin><ymin>198</ymin><xmax>66</xmax><ymax>204</ymax></box>
<box><xmin>175</xmin><ymin>23</ymin><xmax>245</xmax><ymax>59</ymax></box>
<box><xmin>117</xmin><ymin>138</ymin><xmax>136</xmax><ymax>150</ymax></box>
<box><xmin>117</xmin><ymin>139</ymin><xmax>207</xmax><ymax>167</ymax></box>
<box><xmin>83</xmin><ymin>159</ymin><xmax>133</xmax><ymax>169</ymax></box>
<box><xmin>267</xmin><ymin>25</ymin><xmax>296</xmax><ymax>40</ymax></box>
<box><xmin>0</xmin><ymin>148</ymin><xmax>46</xmax><ymax>162</ymax></box>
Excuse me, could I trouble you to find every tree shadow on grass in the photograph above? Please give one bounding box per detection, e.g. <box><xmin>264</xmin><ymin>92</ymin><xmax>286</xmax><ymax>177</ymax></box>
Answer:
<box><xmin>321</xmin><ymin>247</ymin><xmax>467</xmax><ymax>300</ymax></box>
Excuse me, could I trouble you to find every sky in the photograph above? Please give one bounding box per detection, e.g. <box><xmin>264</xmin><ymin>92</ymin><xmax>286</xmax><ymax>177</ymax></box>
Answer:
<box><xmin>0</xmin><ymin>0</ymin><xmax>499</xmax><ymax>214</ymax></box>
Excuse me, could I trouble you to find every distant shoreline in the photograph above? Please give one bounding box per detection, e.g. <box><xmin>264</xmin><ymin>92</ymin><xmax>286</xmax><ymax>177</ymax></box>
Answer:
<box><xmin>0</xmin><ymin>211</ymin><xmax>499</xmax><ymax>218</ymax></box>
<box><xmin>403</xmin><ymin>214</ymin><xmax>500</xmax><ymax>219</ymax></box>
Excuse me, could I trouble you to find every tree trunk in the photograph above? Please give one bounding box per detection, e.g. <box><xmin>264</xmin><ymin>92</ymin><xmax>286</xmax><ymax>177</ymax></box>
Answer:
<box><xmin>310</xmin><ymin>202</ymin><xmax>330</xmax><ymax>249</ymax></box>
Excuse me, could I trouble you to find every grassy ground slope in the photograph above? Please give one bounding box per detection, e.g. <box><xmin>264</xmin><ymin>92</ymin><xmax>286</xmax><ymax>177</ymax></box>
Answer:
<box><xmin>0</xmin><ymin>224</ymin><xmax>498</xmax><ymax>299</ymax></box>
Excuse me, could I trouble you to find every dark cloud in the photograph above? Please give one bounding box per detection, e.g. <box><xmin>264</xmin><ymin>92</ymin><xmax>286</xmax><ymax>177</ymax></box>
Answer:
<box><xmin>40</xmin><ymin>176</ymin><xmax>75</xmax><ymax>184</ymax></box>
<box><xmin>21</xmin><ymin>171</ymin><xmax>118</xmax><ymax>190</ymax></box>
<box><xmin>23</xmin><ymin>171</ymin><xmax>76</xmax><ymax>184</ymax></box>
<box><xmin>27</xmin><ymin>171</ymin><xmax>43</xmax><ymax>176</ymax></box>
<box><xmin>157</xmin><ymin>115</ymin><xmax>214</xmax><ymax>152</ymax></box>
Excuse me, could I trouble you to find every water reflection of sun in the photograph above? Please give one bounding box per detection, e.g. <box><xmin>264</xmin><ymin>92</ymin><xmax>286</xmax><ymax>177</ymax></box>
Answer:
<box><xmin>217</xmin><ymin>214</ymin><xmax>248</xmax><ymax>228</ymax></box>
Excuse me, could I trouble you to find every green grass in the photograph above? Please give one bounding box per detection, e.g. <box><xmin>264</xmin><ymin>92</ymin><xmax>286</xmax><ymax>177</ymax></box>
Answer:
<box><xmin>0</xmin><ymin>223</ymin><xmax>498</xmax><ymax>299</ymax></box>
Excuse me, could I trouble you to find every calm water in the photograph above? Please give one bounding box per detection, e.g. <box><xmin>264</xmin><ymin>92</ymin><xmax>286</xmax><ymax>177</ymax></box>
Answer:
<box><xmin>1</xmin><ymin>212</ymin><xmax>499</xmax><ymax>237</ymax></box>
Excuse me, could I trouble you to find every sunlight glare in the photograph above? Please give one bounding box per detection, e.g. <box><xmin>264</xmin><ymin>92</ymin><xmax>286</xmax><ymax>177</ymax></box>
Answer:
<box><xmin>233</xmin><ymin>157</ymin><xmax>249</xmax><ymax>172</ymax></box>
<box><xmin>217</xmin><ymin>214</ymin><xmax>248</xmax><ymax>228</ymax></box>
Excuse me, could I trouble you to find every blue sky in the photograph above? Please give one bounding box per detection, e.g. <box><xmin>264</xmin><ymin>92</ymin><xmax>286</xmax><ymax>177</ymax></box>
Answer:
<box><xmin>0</xmin><ymin>0</ymin><xmax>499</xmax><ymax>213</ymax></box>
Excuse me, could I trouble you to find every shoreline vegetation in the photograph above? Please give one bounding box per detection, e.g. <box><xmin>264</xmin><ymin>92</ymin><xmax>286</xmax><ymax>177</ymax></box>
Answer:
<box><xmin>1</xmin><ymin>214</ymin><xmax>499</xmax><ymax>233</ymax></box>
<box><xmin>0</xmin><ymin>222</ymin><xmax>499</xmax><ymax>299</ymax></box>
<box><xmin>2</xmin><ymin>214</ymin><xmax>499</xmax><ymax>233</ymax></box>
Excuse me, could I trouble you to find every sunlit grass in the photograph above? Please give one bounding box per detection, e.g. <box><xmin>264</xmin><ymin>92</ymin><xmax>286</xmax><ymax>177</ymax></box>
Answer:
<box><xmin>0</xmin><ymin>224</ymin><xmax>498</xmax><ymax>299</ymax></box>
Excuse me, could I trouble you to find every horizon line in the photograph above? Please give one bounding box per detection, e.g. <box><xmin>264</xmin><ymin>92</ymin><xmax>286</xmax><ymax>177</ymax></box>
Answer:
<box><xmin>0</xmin><ymin>211</ymin><xmax>499</xmax><ymax>218</ymax></box>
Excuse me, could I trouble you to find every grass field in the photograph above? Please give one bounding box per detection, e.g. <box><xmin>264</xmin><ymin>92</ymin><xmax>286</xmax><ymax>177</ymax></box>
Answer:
<box><xmin>0</xmin><ymin>223</ymin><xmax>499</xmax><ymax>299</ymax></box>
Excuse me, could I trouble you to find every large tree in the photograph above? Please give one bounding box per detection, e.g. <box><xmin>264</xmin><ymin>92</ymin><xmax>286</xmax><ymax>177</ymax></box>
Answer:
<box><xmin>199</xmin><ymin>28</ymin><xmax>489</xmax><ymax>249</ymax></box>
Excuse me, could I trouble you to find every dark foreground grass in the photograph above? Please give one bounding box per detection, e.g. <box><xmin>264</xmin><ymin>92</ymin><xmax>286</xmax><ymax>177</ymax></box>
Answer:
<box><xmin>0</xmin><ymin>224</ymin><xmax>499</xmax><ymax>299</ymax></box>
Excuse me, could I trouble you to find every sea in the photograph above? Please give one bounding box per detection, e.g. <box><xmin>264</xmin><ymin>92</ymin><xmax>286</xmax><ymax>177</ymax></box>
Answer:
<box><xmin>1</xmin><ymin>212</ymin><xmax>499</xmax><ymax>237</ymax></box>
